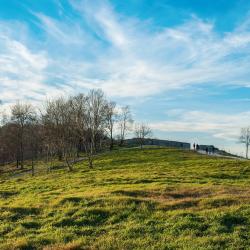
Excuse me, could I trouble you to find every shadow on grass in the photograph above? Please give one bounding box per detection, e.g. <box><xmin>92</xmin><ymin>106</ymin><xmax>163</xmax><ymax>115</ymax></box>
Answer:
<box><xmin>170</xmin><ymin>213</ymin><xmax>209</xmax><ymax>236</ymax></box>
<box><xmin>204</xmin><ymin>198</ymin><xmax>238</xmax><ymax>208</ymax></box>
<box><xmin>0</xmin><ymin>191</ymin><xmax>19</xmax><ymax>199</ymax></box>
<box><xmin>59</xmin><ymin>196</ymin><xmax>85</xmax><ymax>205</ymax></box>
<box><xmin>53</xmin><ymin>209</ymin><xmax>110</xmax><ymax>228</ymax></box>
<box><xmin>218</xmin><ymin>213</ymin><xmax>248</xmax><ymax>233</ymax></box>
<box><xmin>112</xmin><ymin>190</ymin><xmax>151</xmax><ymax>197</ymax></box>
<box><xmin>210</xmin><ymin>173</ymin><xmax>243</xmax><ymax>180</ymax></box>
<box><xmin>21</xmin><ymin>221</ymin><xmax>41</xmax><ymax>229</ymax></box>
<box><xmin>164</xmin><ymin>200</ymin><xmax>199</xmax><ymax>211</ymax></box>
<box><xmin>1</xmin><ymin>207</ymin><xmax>41</xmax><ymax>222</ymax></box>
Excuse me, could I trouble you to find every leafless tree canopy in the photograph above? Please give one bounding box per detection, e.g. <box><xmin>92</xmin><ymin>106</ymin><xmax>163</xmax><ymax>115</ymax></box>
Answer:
<box><xmin>134</xmin><ymin>123</ymin><xmax>152</xmax><ymax>149</ymax></box>
<box><xmin>105</xmin><ymin>101</ymin><xmax>117</xmax><ymax>151</ymax></box>
<box><xmin>118</xmin><ymin>105</ymin><xmax>133</xmax><ymax>146</ymax></box>
<box><xmin>10</xmin><ymin>103</ymin><xmax>37</xmax><ymax>169</ymax></box>
<box><xmin>0</xmin><ymin>89</ymin><xmax>152</xmax><ymax>173</ymax></box>
<box><xmin>239</xmin><ymin>127</ymin><xmax>250</xmax><ymax>159</ymax></box>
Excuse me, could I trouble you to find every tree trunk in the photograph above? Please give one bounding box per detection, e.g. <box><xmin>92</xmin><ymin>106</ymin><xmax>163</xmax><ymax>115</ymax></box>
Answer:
<box><xmin>110</xmin><ymin>138</ymin><xmax>114</xmax><ymax>151</ymax></box>
<box><xmin>109</xmin><ymin>128</ymin><xmax>114</xmax><ymax>151</ymax></box>
<box><xmin>20</xmin><ymin>141</ymin><xmax>24</xmax><ymax>169</ymax></box>
<box><xmin>140</xmin><ymin>138</ymin><xmax>144</xmax><ymax>149</ymax></box>
<box><xmin>20</xmin><ymin>128</ymin><xmax>24</xmax><ymax>169</ymax></box>
<box><xmin>89</xmin><ymin>141</ymin><xmax>94</xmax><ymax>168</ymax></box>
<box><xmin>46</xmin><ymin>150</ymin><xmax>51</xmax><ymax>174</ymax></box>
<box><xmin>246</xmin><ymin>143</ymin><xmax>249</xmax><ymax>159</ymax></box>
<box><xmin>57</xmin><ymin>150</ymin><xmax>63</xmax><ymax>161</ymax></box>
<box><xmin>88</xmin><ymin>157</ymin><xmax>93</xmax><ymax>168</ymax></box>
<box><xmin>65</xmin><ymin>157</ymin><xmax>73</xmax><ymax>171</ymax></box>
<box><xmin>84</xmin><ymin>142</ymin><xmax>94</xmax><ymax>168</ymax></box>
<box><xmin>31</xmin><ymin>157</ymin><xmax>34</xmax><ymax>176</ymax></box>
<box><xmin>86</xmin><ymin>151</ymin><xmax>93</xmax><ymax>168</ymax></box>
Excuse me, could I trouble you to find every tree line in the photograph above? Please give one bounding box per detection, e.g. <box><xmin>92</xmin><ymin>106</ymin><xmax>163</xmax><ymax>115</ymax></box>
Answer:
<box><xmin>0</xmin><ymin>90</ymin><xmax>152</xmax><ymax>173</ymax></box>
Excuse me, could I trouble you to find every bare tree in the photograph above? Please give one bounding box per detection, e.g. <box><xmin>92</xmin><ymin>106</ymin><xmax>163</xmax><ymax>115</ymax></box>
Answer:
<box><xmin>26</xmin><ymin>114</ymin><xmax>43</xmax><ymax>176</ymax></box>
<box><xmin>11</xmin><ymin>102</ymin><xmax>36</xmax><ymax>169</ymax></box>
<box><xmin>69</xmin><ymin>91</ymin><xmax>107</xmax><ymax>168</ymax></box>
<box><xmin>240</xmin><ymin>127</ymin><xmax>250</xmax><ymax>159</ymax></box>
<box><xmin>0</xmin><ymin>89</ymin><xmax>134</xmax><ymax>173</ymax></box>
<box><xmin>118</xmin><ymin>106</ymin><xmax>133</xmax><ymax>146</ymax></box>
<box><xmin>69</xmin><ymin>94</ymin><xmax>87</xmax><ymax>158</ymax></box>
<box><xmin>83</xmin><ymin>89</ymin><xmax>107</xmax><ymax>168</ymax></box>
<box><xmin>105</xmin><ymin>101</ymin><xmax>117</xmax><ymax>151</ymax></box>
<box><xmin>134</xmin><ymin>123</ymin><xmax>152</xmax><ymax>149</ymax></box>
<box><xmin>42</xmin><ymin>97</ymin><xmax>77</xmax><ymax>171</ymax></box>
<box><xmin>0</xmin><ymin>123</ymin><xmax>19</xmax><ymax>167</ymax></box>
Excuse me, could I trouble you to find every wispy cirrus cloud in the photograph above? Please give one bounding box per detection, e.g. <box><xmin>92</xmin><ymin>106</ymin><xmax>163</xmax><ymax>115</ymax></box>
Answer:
<box><xmin>1</xmin><ymin>0</ymin><xmax>250</xmax><ymax>106</ymax></box>
<box><xmin>0</xmin><ymin>31</ymin><xmax>47</xmax><ymax>102</ymax></box>
<box><xmin>1</xmin><ymin>0</ymin><xmax>250</xmax><ymax>104</ymax></box>
<box><xmin>0</xmin><ymin>20</ymin><xmax>76</xmax><ymax>108</ymax></box>
<box><xmin>40</xmin><ymin>1</ymin><xmax>250</xmax><ymax>97</ymax></box>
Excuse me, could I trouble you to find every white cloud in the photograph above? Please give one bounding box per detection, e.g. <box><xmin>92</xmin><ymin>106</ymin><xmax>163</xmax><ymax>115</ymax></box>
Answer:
<box><xmin>60</xmin><ymin>1</ymin><xmax>250</xmax><ymax>97</ymax></box>
<box><xmin>0</xmin><ymin>28</ymin><xmax>74</xmax><ymax>107</ymax></box>
<box><xmin>1</xmin><ymin>1</ymin><xmax>250</xmax><ymax>103</ymax></box>
<box><xmin>150</xmin><ymin>110</ymin><xmax>250</xmax><ymax>141</ymax></box>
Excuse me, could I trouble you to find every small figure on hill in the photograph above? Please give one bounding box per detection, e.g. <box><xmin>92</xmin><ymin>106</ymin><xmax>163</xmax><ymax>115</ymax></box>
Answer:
<box><xmin>206</xmin><ymin>147</ymin><xmax>208</xmax><ymax>154</ymax></box>
<box><xmin>193</xmin><ymin>143</ymin><xmax>196</xmax><ymax>150</ymax></box>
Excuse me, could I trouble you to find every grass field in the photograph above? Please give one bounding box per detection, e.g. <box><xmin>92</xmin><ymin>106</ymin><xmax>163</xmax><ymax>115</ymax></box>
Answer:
<box><xmin>0</xmin><ymin>148</ymin><xmax>250</xmax><ymax>250</ymax></box>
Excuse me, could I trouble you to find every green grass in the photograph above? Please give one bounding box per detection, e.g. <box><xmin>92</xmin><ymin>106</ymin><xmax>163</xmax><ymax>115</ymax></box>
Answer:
<box><xmin>0</xmin><ymin>148</ymin><xmax>249</xmax><ymax>249</ymax></box>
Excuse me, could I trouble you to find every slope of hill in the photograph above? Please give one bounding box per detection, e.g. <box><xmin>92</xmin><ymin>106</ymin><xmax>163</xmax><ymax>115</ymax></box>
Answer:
<box><xmin>0</xmin><ymin>148</ymin><xmax>249</xmax><ymax>249</ymax></box>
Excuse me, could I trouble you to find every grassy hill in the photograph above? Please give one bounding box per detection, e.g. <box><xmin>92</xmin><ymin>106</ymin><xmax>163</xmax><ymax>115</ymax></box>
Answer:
<box><xmin>0</xmin><ymin>148</ymin><xmax>250</xmax><ymax>250</ymax></box>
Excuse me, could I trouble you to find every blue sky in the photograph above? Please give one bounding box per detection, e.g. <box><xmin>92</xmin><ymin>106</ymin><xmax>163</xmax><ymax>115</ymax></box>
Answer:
<box><xmin>1</xmin><ymin>0</ymin><xmax>250</xmax><ymax>155</ymax></box>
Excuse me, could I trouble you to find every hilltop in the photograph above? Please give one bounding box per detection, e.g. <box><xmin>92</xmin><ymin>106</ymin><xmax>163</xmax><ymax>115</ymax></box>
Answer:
<box><xmin>0</xmin><ymin>148</ymin><xmax>250</xmax><ymax>249</ymax></box>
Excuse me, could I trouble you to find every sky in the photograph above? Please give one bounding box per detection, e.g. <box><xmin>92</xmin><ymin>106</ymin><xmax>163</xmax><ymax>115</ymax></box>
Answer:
<box><xmin>1</xmin><ymin>0</ymin><xmax>250</xmax><ymax>155</ymax></box>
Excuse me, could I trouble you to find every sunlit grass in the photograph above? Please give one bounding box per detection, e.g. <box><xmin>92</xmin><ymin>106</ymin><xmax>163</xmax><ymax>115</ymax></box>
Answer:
<box><xmin>0</xmin><ymin>148</ymin><xmax>249</xmax><ymax>249</ymax></box>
